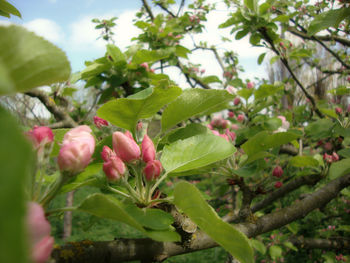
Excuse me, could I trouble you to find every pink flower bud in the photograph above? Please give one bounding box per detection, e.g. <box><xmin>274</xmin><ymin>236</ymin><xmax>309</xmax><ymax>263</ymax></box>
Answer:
<box><xmin>144</xmin><ymin>160</ymin><xmax>163</xmax><ymax>181</ymax></box>
<box><xmin>58</xmin><ymin>142</ymin><xmax>93</xmax><ymax>174</ymax></box>
<box><xmin>219</xmin><ymin>133</ymin><xmax>229</xmax><ymax>142</ymax></box>
<box><xmin>225</xmin><ymin>128</ymin><xmax>236</xmax><ymax>142</ymax></box>
<box><xmin>26</xmin><ymin>126</ymin><xmax>54</xmax><ymax>149</ymax></box>
<box><xmin>228</xmin><ymin>111</ymin><xmax>235</xmax><ymax>118</ymax></box>
<box><xmin>237</xmin><ymin>114</ymin><xmax>245</xmax><ymax>122</ymax></box>
<box><xmin>274</xmin><ymin>181</ymin><xmax>283</xmax><ymax>188</ymax></box>
<box><xmin>142</xmin><ymin>134</ymin><xmax>156</xmax><ymax>163</ymax></box>
<box><xmin>231</xmin><ymin>124</ymin><xmax>239</xmax><ymax>130</ymax></box>
<box><xmin>140</xmin><ymin>62</ymin><xmax>149</xmax><ymax>71</ymax></box>
<box><xmin>221</xmin><ymin>119</ymin><xmax>228</xmax><ymax>129</ymax></box>
<box><xmin>112</xmin><ymin>131</ymin><xmax>140</xmax><ymax>162</ymax></box>
<box><xmin>272</xmin><ymin>166</ymin><xmax>283</xmax><ymax>178</ymax></box>
<box><xmin>211</xmin><ymin>130</ymin><xmax>220</xmax><ymax>136</ymax></box>
<box><xmin>27</xmin><ymin>202</ymin><xmax>54</xmax><ymax>263</ymax></box>
<box><xmin>226</xmin><ymin>86</ymin><xmax>237</xmax><ymax>94</ymax></box>
<box><xmin>136</xmin><ymin>122</ymin><xmax>143</xmax><ymax>132</ymax></box>
<box><xmin>323</xmin><ymin>142</ymin><xmax>333</xmax><ymax>151</ymax></box>
<box><xmin>335</xmin><ymin>107</ymin><xmax>343</xmax><ymax>115</ymax></box>
<box><xmin>323</xmin><ymin>153</ymin><xmax>333</xmax><ymax>163</ymax></box>
<box><xmin>207</xmin><ymin>124</ymin><xmax>213</xmax><ymax>130</ymax></box>
<box><xmin>103</xmin><ymin>156</ymin><xmax>126</xmax><ymax>181</ymax></box>
<box><xmin>93</xmin><ymin>116</ymin><xmax>108</xmax><ymax>129</ymax></box>
<box><xmin>210</xmin><ymin>116</ymin><xmax>223</xmax><ymax>128</ymax></box>
<box><xmin>332</xmin><ymin>152</ymin><xmax>339</xmax><ymax>162</ymax></box>
<box><xmin>62</xmin><ymin>125</ymin><xmax>95</xmax><ymax>155</ymax></box>
<box><xmin>246</xmin><ymin>82</ymin><xmax>254</xmax><ymax>89</ymax></box>
<box><xmin>234</xmin><ymin>97</ymin><xmax>241</xmax><ymax>105</ymax></box>
<box><xmin>101</xmin><ymin>146</ymin><xmax>116</xmax><ymax>162</ymax></box>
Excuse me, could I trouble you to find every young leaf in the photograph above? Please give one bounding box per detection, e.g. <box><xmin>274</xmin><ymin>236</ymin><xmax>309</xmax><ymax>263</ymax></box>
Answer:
<box><xmin>242</xmin><ymin>131</ymin><xmax>300</xmax><ymax>156</ymax></box>
<box><xmin>174</xmin><ymin>181</ymin><xmax>254</xmax><ymax>263</ymax></box>
<box><xmin>0</xmin><ymin>0</ymin><xmax>21</xmax><ymax>18</ymax></box>
<box><xmin>0</xmin><ymin>25</ymin><xmax>71</xmax><ymax>95</ymax></box>
<box><xmin>308</xmin><ymin>8</ymin><xmax>350</xmax><ymax>36</ymax></box>
<box><xmin>329</xmin><ymin>158</ymin><xmax>350</xmax><ymax>180</ymax></box>
<box><xmin>97</xmin><ymin>86</ymin><xmax>182</xmax><ymax>133</ymax></box>
<box><xmin>161</xmin><ymin>134</ymin><xmax>236</xmax><ymax>174</ymax></box>
<box><xmin>289</xmin><ymin>156</ymin><xmax>319</xmax><ymax>168</ymax></box>
<box><xmin>161</xmin><ymin>89</ymin><xmax>234</xmax><ymax>131</ymax></box>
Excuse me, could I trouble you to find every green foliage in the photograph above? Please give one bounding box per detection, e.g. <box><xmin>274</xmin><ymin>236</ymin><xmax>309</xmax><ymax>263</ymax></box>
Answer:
<box><xmin>0</xmin><ymin>106</ymin><xmax>33</xmax><ymax>263</ymax></box>
<box><xmin>78</xmin><ymin>193</ymin><xmax>180</xmax><ymax>242</ymax></box>
<box><xmin>161</xmin><ymin>89</ymin><xmax>234</xmax><ymax>131</ymax></box>
<box><xmin>97</xmin><ymin>86</ymin><xmax>182</xmax><ymax>133</ymax></box>
<box><xmin>0</xmin><ymin>25</ymin><xmax>71</xmax><ymax>95</ymax></box>
<box><xmin>161</xmin><ymin>134</ymin><xmax>236</xmax><ymax>174</ymax></box>
<box><xmin>174</xmin><ymin>181</ymin><xmax>254</xmax><ymax>263</ymax></box>
<box><xmin>0</xmin><ymin>0</ymin><xmax>21</xmax><ymax>18</ymax></box>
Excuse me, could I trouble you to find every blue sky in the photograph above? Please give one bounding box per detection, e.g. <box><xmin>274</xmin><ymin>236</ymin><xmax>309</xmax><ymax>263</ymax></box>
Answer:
<box><xmin>1</xmin><ymin>0</ymin><xmax>267</xmax><ymax>84</ymax></box>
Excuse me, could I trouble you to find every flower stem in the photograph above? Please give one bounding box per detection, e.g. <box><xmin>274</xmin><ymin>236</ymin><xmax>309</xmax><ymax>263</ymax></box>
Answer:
<box><xmin>107</xmin><ymin>185</ymin><xmax>131</xmax><ymax>199</ymax></box>
<box><xmin>149</xmin><ymin>172</ymin><xmax>168</xmax><ymax>197</ymax></box>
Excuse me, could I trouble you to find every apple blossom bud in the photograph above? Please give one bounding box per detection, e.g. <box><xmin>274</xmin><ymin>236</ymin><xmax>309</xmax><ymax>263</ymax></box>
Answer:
<box><xmin>144</xmin><ymin>160</ymin><xmax>163</xmax><ymax>181</ymax></box>
<box><xmin>27</xmin><ymin>202</ymin><xmax>54</xmax><ymax>263</ymax></box>
<box><xmin>234</xmin><ymin>97</ymin><xmax>241</xmax><ymax>105</ymax></box>
<box><xmin>335</xmin><ymin>107</ymin><xmax>343</xmax><ymax>115</ymax></box>
<box><xmin>210</xmin><ymin>116</ymin><xmax>223</xmax><ymax>128</ymax></box>
<box><xmin>103</xmin><ymin>156</ymin><xmax>126</xmax><ymax>181</ymax></box>
<box><xmin>142</xmin><ymin>134</ymin><xmax>156</xmax><ymax>163</ymax></box>
<box><xmin>136</xmin><ymin>122</ymin><xmax>143</xmax><ymax>132</ymax></box>
<box><xmin>93</xmin><ymin>116</ymin><xmax>108</xmax><ymax>129</ymax></box>
<box><xmin>246</xmin><ymin>82</ymin><xmax>254</xmax><ymax>89</ymax></box>
<box><xmin>221</xmin><ymin>119</ymin><xmax>228</xmax><ymax>129</ymax></box>
<box><xmin>140</xmin><ymin>62</ymin><xmax>149</xmax><ymax>71</ymax></box>
<box><xmin>274</xmin><ymin>181</ymin><xmax>283</xmax><ymax>188</ymax></box>
<box><xmin>332</xmin><ymin>152</ymin><xmax>339</xmax><ymax>162</ymax></box>
<box><xmin>272</xmin><ymin>166</ymin><xmax>283</xmax><ymax>178</ymax></box>
<box><xmin>58</xmin><ymin>142</ymin><xmax>93</xmax><ymax>174</ymax></box>
<box><xmin>26</xmin><ymin>126</ymin><xmax>54</xmax><ymax>149</ymax></box>
<box><xmin>207</xmin><ymin>124</ymin><xmax>213</xmax><ymax>130</ymax></box>
<box><xmin>219</xmin><ymin>133</ymin><xmax>229</xmax><ymax>142</ymax></box>
<box><xmin>323</xmin><ymin>153</ymin><xmax>333</xmax><ymax>164</ymax></box>
<box><xmin>228</xmin><ymin>111</ymin><xmax>235</xmax><ymax>118</ymax></box>
<box><xmin>62</xmin><ymin>125</ymin><xmax>95</xmax><ymax>155</ymax></box>
<box><xmin>231</xmin><ymin>124</ymin><xmax>239</xmax><ymax>130</ymax></box>
<box><xmin>113</xmin><ymin>131</ymin><xmax>140</xmax><ymax>162</ymax></box>
<box><xmin>226</xmin><ymin>86</ymin><xmax>237</xmax><ymax>94</ymax></box>
<box><xmin>211</xmin><ymin>130</ymin><xmax>220</xmax><ymax>136</ymax></box>
<box><xmin>101</xmin><ymin>146</ymin><xmax>116</xmax><ymax>162</ymax></box>
<box><xmin>237</xmin><ymin>114</ymin><xmax>245</xmax><ymax>122</ymax></box>
<box><xmin>225</xmin><ymin>129</ymin><xmax>236</xmax><ymax>142</ymax></box>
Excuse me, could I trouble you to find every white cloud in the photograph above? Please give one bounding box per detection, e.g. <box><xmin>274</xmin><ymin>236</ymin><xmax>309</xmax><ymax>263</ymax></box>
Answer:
<box><xmin>68</xmin><ymin>10</ymin><xmax>140</xmax><ymax>52</ymax></box>
<box><xmin>24</xmin><ymin>18</ymin><xmax>64</xmax><ymax>44</ymax></box>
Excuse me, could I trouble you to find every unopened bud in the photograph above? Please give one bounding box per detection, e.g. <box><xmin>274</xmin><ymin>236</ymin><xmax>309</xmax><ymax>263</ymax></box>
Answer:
<box><xmin>272</xmin><ymin>166</ymin><xmax>283</xmax><ymax>178</ymax></box>
<box><xmin>143</xmin><ymin>160</ymin><xmax>163</xmax><ymax>181</ymax></box>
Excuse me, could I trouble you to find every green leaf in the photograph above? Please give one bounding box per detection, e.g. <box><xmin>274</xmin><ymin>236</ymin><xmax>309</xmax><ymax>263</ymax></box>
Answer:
<box><xmin>319</xmin><ymin>107</ymin><xmax>337</xmax><ymax>119</ymax></box>
<box><xmin>242</xmin><ymin>131</ymin><xmax>300</xmax><ymax>156</ymax></box>
<box><xmin>162</xmin><ymin>89</ymin><xmax>234</xmax><ymax>131</ymax></box>
<box><xmin>244</xmin><ymin>0</ymin><xmax>257</xmax><ymax>12</ymax></box>
<box><xmin>235</xmin><ymin>29</ymin><xmax>249</xmax><ymax>40</ymax></box>
<box><xmin>269</xmin><ymin>245</ymin><xmax>282</xmax><ymax>259</ymax></box>
<box><xmin>272</xmin><ymin>14</ymin><xmax>289</xmax><ymax>22</ymax></box>
<box><xmin>122</xmin><ymin>202</ymin><xmax>174</xmax><ymax>230</ymax></box>
<box><xmin>91</xmin><ymin>135</ymin><xmax>113</xmax><ymax>163</ymax></box>
<box><xmin>257</xmin><ymin>52</ymin><xmax>266</xmax><ymax>65</ymax></box>
<box><xmin>202</xmin><ymin>75</ymin><xmax>222</xmax><ymax>84</ymax></box>
<box><xmin>175</xmin><ymin>45</ymin><xmax>191</xmax><ymax>58</ymax></box>
<box><xmin>106</xmin><ymin>44</ymin><xmax>126</xmax><ymax>64</ymax></box>
<box><xmin>328</xmin><ymin>86</ymin><xmax>350</xmax><ymax>96</ymax></box>
<box><xmin>329</xmin><ymin>158</ymin><xmax>350</xmax><ymax>180</ymax></box>
<box><xmin>283</xmin><ymin>241</ymin><xmax>298</xmax><ymax>252</ymax></box>
<box><xmin>97</xmin><ymin>86</ymin><xmax>182</xmax><ymax>133</ymax></box>
<box><xmin>308</xmin><ymin>8</ymin><xmax>350</xmax><ymax>36</ymax></box>
<box><xmin>254</xmin><ymin>83</ymin><xmax>284</xmax><ymax>100</ymax></box>
<box><xmin>161</xmin><ymin>134</ymin><xmax>236</xmax><ymax>173</ymax></box>
<box><xmin>289</xmin><ymin>156</ymin><xmax>319</xmax><ymax>168</ymax></box>
<box><xmin>242</xmin><ymin>151</ymin><xmax>272</xmax><ymax>166</ymax></box>
<box><xmin>78</xmin><ymin>193</ymin><xmax>180</xmax><ymax>242</ymax></box>
<box><xmin>237</xmin><ymin>88</ymin><xmax>253</xmax><ymax>100</ymax></box>
<box><xmin>159</xmin><ymin>123</ymin><xmax>209</xmax><ymax>148</ymax></box>
<box><xmin>80</xmin><ymin>62</ymin><xmax>110</xmax><ymax>79</ymax></box>
<box><xmin>132</xmin><ymin>49</ymin><xmax>170</xmax><ymax>64</ymax></box>
<box><xmin>249</xmin><ymin>33</ymin><xmax>261</xmax><ymax>45</ymax></box>
<box><xmin>0</xmin><ymin>106</ymin><xmax>33</xmax><ymax>263</ymax></box>
<box><xmin>251</xmin><ymin>239</ymin><xmax>266</xmax><ymax>255</ymax></box>
<box><xmin>174</xmin><ymin>181</ymin><xmax>254</xmax><ymax>263</ymax></box>
<box><xmin>59</xmin><ymin>163</ymin><xmax>102</xmax><ymax>193</ymax></box>
<box><xmin>305</xmin><ymin>119</ymin><xmax>334</xmax><ymax>140</ymax></box>
<box><xmin>0</xmin><ymin>0</ymin><xmax>21</xmax><ymax>18</ymax></box>
<box><xmin>0</xmin><ymin>25</ymin><xmax>71</xmax><ymax>95</ymax></box>
<box><xmin>338</xmin><ymin>148</ymin><xmax>350</xmax><ymax>158</ymax></box>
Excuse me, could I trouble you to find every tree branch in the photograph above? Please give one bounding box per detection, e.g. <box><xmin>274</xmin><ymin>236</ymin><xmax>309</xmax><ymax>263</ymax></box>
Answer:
<box><xmin>290</xmin><ymin>236</ymin><xmax>350</xmax><ymax>251</ymax></box>
<box><xmin>25</xmin><ymin>89</ymin><xmax>77</xmax><ymax>128</ymax></box>
<box><xmin>52</xmin><ymin>173</ymin><xmax>350</xmax><ymax>262</ymax></box>
<box><xmin>141</xmin><ymin>0</ymin><xmax>154</xmax><ymax>20</ymax></box>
